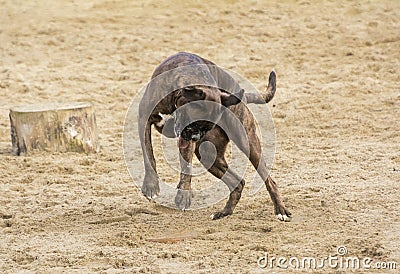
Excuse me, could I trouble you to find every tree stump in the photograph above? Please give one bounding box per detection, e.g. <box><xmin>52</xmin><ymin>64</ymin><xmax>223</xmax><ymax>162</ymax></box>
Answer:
<box><xmin>9</xmin><ymin>102</ymin><xmax>100</xmax><ymax>156</ymax></box>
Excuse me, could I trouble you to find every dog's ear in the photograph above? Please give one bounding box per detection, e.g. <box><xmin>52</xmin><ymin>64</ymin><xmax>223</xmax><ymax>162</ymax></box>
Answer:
<box><xmin>181</xmin><ymin>86</ymin><xmax>205</xmax><ymax>100</ymax></box>
<box><xmin>221</xmin><ymin>89</ymin><xmax>244</xmax><ymax>107</ymax></box>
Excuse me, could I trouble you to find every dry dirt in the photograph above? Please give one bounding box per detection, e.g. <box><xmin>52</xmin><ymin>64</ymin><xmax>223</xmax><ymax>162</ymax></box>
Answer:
<box><xmin>0</xmin><ymin>0</ymin><xmax>399</xmax><ymax>273</ymax></box>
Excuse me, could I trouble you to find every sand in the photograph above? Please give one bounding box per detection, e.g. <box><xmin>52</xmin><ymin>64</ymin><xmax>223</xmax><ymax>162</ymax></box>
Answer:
<box><xmin>0</xmin><ymin>0</ymin><xmax>399</xmax><ymax>273</ymax></box>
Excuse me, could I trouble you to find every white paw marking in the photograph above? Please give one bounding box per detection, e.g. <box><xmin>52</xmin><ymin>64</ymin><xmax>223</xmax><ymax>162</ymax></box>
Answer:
<box><xmin>156</xmin><ymin>113</ymin><xmax>173</xmax><ymax>127</ymax></box>
<box><xmin>210</xmin><ymin>213</ymin><xmax>216</xmax><ymax>220</ymax></box>
<box><xmin>276</xmin><ymin>214</ymin><xmax>291</xmax><ymax>222</ymax></box>
<box><xmin>283</xmin><ymin>215</ymin><xmax>291</xmax><ymax>222</ymax></box>
<box><xmin>147</xmin><ymin>193</ymin><xmax>158</xmax><ymax>199</ymax></box>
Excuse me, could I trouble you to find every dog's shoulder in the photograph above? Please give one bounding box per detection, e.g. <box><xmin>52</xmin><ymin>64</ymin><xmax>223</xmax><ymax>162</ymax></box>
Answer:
<box><xmin>152</xmin><ymin>52</ymin><xmax>215</xmax><ymax>78</ymax></box>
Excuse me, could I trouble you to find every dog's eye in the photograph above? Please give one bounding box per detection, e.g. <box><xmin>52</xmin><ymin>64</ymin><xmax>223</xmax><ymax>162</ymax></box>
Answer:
<box><xmin>182</xmin><ymin>86</ymin><xmax>205</xmax><ymax>100</ymax></box>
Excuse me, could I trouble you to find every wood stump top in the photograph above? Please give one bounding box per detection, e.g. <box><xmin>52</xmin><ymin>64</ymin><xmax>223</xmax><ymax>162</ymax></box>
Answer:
<box><xmin>10</xmin><ymin>102</ymin><xmax>93</xmax><ymax>113</ymax></box>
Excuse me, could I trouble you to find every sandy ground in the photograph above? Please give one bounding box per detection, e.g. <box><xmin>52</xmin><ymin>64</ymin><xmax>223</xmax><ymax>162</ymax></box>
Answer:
<box><xmin>0</xmin><ymin>0</ymin><xmax>399</xmax><ymax>273</ymax></box>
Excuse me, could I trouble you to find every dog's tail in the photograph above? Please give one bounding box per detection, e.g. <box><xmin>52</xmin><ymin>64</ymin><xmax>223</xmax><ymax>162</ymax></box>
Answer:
<box><xmin>245</xmin><ymin>70</ymin><xmax>276</xmax><ymax>104</ymax></box>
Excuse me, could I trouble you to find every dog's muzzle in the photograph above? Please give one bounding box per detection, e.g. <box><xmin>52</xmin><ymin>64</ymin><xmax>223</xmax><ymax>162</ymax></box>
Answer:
<box><xmin>181</xmin><ymin>121</ymin><xmax>214</xmax><ymax>141</ymax></box>
<box><xmin>175</xmin><ymin>121</ymin><xmax>214</xmax><ymax>149</ymax></box>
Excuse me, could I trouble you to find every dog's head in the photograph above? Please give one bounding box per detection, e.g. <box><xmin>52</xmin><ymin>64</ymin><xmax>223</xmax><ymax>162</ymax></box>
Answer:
<box><xmin>174</xmin><ymin>86</ymin><xmax>244</xmax><ymax>148</ymax></box>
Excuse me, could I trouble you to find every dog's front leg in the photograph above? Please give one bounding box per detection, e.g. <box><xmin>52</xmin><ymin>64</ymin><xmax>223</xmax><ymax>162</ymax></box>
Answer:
<box><xmin>175</xmin><ymin>142</ymin><xmax>195</xmax><ymax>210</ymax></box>
<box><xmin>139</xmin><ymin>120</ymin><xmax>160</xmax><ymax>199</ymax></box>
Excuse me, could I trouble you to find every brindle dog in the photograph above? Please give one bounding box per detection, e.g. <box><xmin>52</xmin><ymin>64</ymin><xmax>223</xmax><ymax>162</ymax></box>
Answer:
<box><xmin>138</xmin><ymin>52</ymin><xmax>291</xmax><ymax>221</ymax></box>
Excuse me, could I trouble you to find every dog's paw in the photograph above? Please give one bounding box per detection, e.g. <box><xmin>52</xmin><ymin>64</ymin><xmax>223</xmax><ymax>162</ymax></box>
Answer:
<box><xmin>275</xmin><ymin>207</ymin><xmax>292</xmax><ymax>222</ymax></box>
<box><xmin>276</xmin><ymin>213</ymin><xmax>291</xmax><ymax>222</ymax></box>
<box><xmin>210</xmin><ymin>210</ymin><xmax>232</xmax><ymax>220</ymax></box>
<box><xmin>175</xmin><ymin>189</ymin><xmax>192</xmax><ymax>210</ymax></box>
<box><xmin>141</xmin><ymin>175</ymin><xmax>160</xmax><ymax>200</ymax></box>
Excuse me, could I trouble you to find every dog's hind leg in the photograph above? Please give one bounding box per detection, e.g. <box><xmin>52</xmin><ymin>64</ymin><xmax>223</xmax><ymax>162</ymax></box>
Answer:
<box><xmin>207</xmin><ymin>161</ymin><xmax>245</xmax><ymax>220</ymax></box>
<box><xmin>195</xmin><ymin>129</ymin><xmax>245</xmax><ymax>220</ymax></box>
<box><xmin>175</xmin><ymin>142</ymin><xmax>195</xmax><ymax>210</ymax></box>
<box><xmin>220</xmin><ymin>109</ymin><xmax>290</xmax><ymax>221</ymax></box>
<box><xmin>255</xmin><ymin>156</ymin><xmax>291</xmax><ymax>221</ymax></box>
<box><xmin>238</xmin><ymin>132</ymin><xmax>292</xmax><ymax>222</ymax></box>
